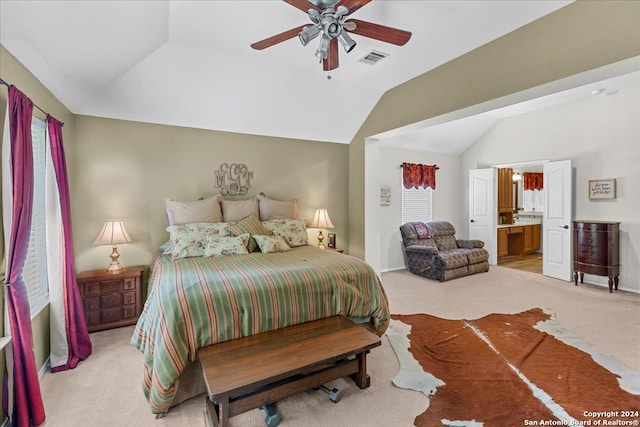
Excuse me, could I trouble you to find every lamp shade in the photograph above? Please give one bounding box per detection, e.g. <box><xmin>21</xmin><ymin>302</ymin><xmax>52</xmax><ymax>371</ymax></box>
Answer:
<box><xmin>309</xmin><ymin>209</ymin><xmax>334</xmax><ymax>229</ymax></box>
<box><xmin>93</xmin><ymin>220</ymin><xmax>133</xmax><ymax>246</ymax></box>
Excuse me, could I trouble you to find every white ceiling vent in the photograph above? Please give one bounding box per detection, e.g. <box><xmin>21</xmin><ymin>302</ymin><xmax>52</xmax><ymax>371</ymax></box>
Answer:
<box><xmin>359</xmin><ymin>50</ymin><xmax>389</xmax><ymax>65</ymax></box>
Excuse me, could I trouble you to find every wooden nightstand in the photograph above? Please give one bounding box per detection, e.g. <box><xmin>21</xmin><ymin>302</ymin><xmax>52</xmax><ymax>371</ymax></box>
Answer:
<box><xmin>76</xmin><ymin>266</ymin><xmax>145</xmax><ymax>332</ymax></box>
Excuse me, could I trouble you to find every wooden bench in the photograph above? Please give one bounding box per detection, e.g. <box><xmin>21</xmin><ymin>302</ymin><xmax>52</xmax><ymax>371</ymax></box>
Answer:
<box><xmin>198</xmin><ymin>316</ymin><xmax>382</xmax><ymax>427</ymax></box>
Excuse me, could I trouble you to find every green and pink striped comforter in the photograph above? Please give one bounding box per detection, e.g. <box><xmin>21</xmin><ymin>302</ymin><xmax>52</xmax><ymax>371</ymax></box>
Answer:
<box><xmin>130</xmin><ymin>245</ymin><xmax>389</xmax><ymax>415</ymax></box>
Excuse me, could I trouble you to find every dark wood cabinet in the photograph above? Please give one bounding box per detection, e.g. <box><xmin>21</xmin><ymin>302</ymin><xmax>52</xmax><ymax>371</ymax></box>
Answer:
<box><xmin>77</xmin><ymin>265</ymin><xmax>145</xmax><ymax>332</ymax></box>
<box><xmin>573</xmin><ymin>221</ymin><xmax>620</xmax><ymax>293</ymax></box>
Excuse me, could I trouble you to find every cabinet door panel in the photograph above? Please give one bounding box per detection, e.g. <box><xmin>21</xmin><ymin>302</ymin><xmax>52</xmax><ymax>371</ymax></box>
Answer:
<box><xmin>523</xmin><ymin>226</ymin><xmax>533</xmax><ymax>252</ymax></box>
<box><xmin>498</xmin><ymin>229</ymin><xmax>509</xmax><ymax>257</ymax></box>
<box><xmin>532</xmin><ymin>225</ymin><xmax>541</xmax><ymax>250</ymax></box>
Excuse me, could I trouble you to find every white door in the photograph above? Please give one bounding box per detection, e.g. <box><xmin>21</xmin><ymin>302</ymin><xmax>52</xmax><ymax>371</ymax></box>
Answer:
<box><xmin>469</xmin><ymin>168</ymin><xmax>497</xmax><ymax>265</ymax></box>
<box><xmin>543</xmin><ymin>160</ymin><xmax>573</xmax><ymax>281</ymax></box>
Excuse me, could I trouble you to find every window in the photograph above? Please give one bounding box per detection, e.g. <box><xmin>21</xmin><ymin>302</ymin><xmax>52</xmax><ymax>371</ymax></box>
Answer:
<box><xmin>401</xmin><ymin>186</ymin><xmax>433</xmax><ymax>224</ymax></box>
<box><xmin>22</xmin><ymin>117</ymin><xmax>49</xmax><ymax>317</ymax></box>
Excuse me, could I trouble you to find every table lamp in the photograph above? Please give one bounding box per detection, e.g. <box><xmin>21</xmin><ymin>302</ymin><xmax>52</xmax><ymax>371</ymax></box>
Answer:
<box><xmin>93</xmin><ymin>220</ymin><xmax>133</xmax><ymax>274</ymax></box>
<box><xmin>309</xmin><ymin>208</ymin><xmax>334</xmax><ymax>249</ymax></box>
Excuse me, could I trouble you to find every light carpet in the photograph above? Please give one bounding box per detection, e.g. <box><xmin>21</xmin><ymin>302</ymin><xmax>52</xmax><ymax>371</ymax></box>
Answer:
<box><xmin>38</xmin><ymin>266</ymin><xmax>640</xmax><ymax>426</ymax></box>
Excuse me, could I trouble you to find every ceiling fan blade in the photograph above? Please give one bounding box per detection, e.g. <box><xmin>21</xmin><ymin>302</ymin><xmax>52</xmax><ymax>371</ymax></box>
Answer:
<box><xmin>323</xmin><ymin>38</ymin><xmax>339</xmax><ymax>71</ymax></box>
<box><xmin>251</xmin><ymin>25</ymin><xmax>308</xmax><ymax>50</ymax></box>
<box><xmin>346</xmin><ymin>19</ymin><xmax>412</xmax><ymax>46</ymax></box>
<box><xmin>283</xmin><ymin>0</ymin><xmax>321</xmax><ymax>13</ymax></box>
<box><xmin>336</xmin><ymin>0</ymin><xmax>372</xmax><ymax>15</ymax></box>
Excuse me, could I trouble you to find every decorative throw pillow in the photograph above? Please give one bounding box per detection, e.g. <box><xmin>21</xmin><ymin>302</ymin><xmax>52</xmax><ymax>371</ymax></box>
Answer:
<box><xmin>253</xmin><ymin>235</ymin><xmax>292</xmax><ymax>254</ymax></box>
<box><xmin>204</xmin><ymin>233</ymin><xmax>250</xmax><ymax>257</ymax></box>
<box><xmin>221</xmin><ymin>198</ymin><xmax>259</xmax><ymax>222</ymax></box>
<box><xmin>257</xmin><ymin>195</ymin><xmax>298</xmax><ymax>221</ymax></box>
<box><xmin>166</xmin><ymin>222</ymin><xmax>231</xmax><ymax>259</ymax></box>
<box><xmin>165</xmin><ymin>195</ymin><xmax>223</xmax><ymax>225</ymax></box>
<box><xmin>227</xmin><ymin>214</ymin><xmax>270</xmax><ymax>252</ymax></box>
<box><xmin>262</xmin><ymin>219</ymin><xmax>308</xmax><ymax>247</ymax></box>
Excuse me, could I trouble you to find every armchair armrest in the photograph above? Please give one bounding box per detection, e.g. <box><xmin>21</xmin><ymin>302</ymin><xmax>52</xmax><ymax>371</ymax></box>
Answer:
<box><xmin>456</xmin><ymin>240</ymin><xmax>485</xmax><ymax>249</ymax></box>
<box><xmin>404</xmin><ymin>245</ymin><xmax>438</xmax><ymax>254</ymax></box>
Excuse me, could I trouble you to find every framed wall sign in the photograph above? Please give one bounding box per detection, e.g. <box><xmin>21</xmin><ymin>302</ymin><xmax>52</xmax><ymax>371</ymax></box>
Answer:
<box><xmin>380</xmin><ymin>185</ymin><xmax>391</xmax><ymax>206</ymax></box>
<box><xmin>588</xmin><ymin>178</ymin><xmax>616</xmax><ymax>200</ymax></box>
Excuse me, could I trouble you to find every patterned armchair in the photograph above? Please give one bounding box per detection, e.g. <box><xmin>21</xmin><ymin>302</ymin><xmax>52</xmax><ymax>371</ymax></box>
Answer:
<box><xmin>400</xmin><ymin>221</ymin><xmax>489</xmax><ymax>282</ymax></box>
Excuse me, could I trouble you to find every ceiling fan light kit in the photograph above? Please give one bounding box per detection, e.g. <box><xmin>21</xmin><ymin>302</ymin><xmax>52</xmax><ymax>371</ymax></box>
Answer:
<box><xmin>251</xmin><ymin>0</ymin><xmax>411</xmax><ymax>74</ymax></box>
<box><xmin>299</xmin><ymin>24</ymin><xmax>320</xmax><ymax>46</ymax></box>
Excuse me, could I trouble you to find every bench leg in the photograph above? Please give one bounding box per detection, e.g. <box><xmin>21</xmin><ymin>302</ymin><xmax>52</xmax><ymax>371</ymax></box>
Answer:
<box><xmin>350</xmin><ymin>352</ymin><xmax>371</xmax><ymax>389</ymax></box>
<box><xmin>205</xmin><ymin>396</ymin><xmax>230</xmax><ymax>427</ymax></box>
<box><xmin>260</xmin><ymin>404</ymin><xmax>281</xmax><ymax>427</ymax></box>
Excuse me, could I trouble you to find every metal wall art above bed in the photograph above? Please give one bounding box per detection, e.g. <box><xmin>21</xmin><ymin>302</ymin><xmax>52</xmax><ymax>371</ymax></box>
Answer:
<box><xmin>215</xmin><ymin>162</ymin><xmax>253</xmax><ymax>196</ymax></box>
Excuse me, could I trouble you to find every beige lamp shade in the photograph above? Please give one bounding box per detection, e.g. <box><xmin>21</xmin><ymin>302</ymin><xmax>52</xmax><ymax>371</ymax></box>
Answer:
<box><xmin>309</xmin><ymin>209</ymin><xmax>334</xmax><ymax>249</ymax></box>
<box><xmin>309</xmin><ymin>208</ymin><xmax>334</xmax><ymax>229</ymax></box>
<box><xmin>94</xmin><ymin>220</ymin><xmax>133</xmax><ymax>273</ymax></box>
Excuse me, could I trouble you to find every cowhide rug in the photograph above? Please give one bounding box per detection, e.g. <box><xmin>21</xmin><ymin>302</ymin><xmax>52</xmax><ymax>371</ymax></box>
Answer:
<box><xmin>388</xmin><ymin>308</ymin><xmax>640</xmax><ymax>427</ymax></box>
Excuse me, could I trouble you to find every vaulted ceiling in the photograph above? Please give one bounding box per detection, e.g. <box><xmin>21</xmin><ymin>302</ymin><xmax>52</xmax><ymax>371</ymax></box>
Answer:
<box><xmin>1</xmin><ymin>1</ymin><xmax>573</xmax><ymax>144</ymax></box>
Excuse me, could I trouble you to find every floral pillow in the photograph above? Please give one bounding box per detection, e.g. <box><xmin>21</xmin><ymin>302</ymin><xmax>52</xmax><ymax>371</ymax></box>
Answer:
<box><xmin>228</xmin><ymin>214</ymin><xmax>270</xmax><ymax>252</ymax></box>
<box><xmin>253</xmin><ymin>235</ymin><xmax>292</xmax><ymax>253</ymax></box>
<box><xmin>262</xmin><ymin>219</ymin><xmax>308</xmax><ymax>247</ymax></box>
<box><xmin>204</xmin><ymin>233</ymin><xmax>250</xmax><ymax>257</ymax></box>
<box><xmin>166</xmin><ymin>222</ymin><xmax>231</xmax><ymax>259</ymax></box>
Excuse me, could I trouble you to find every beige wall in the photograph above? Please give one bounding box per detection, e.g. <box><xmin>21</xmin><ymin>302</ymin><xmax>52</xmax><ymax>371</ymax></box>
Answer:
<box><xmin>348</xmin><ymin>1</ymin><xmax>640</xmax><ymax>259</ymax></box>
<box><xmin>73</xmin><ymin>116</ymin><xmax>348</xmax><ymax>272</ymax></box>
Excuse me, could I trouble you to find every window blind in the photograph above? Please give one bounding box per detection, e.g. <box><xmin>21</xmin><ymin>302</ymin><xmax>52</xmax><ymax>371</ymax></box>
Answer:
<box><xmin>401</xmin><ymin>186</ymin><xmax>433</xmax><ymax>224</ymax></box>
<box><xmin>22</xmin><ymin>117</ymin><xmax>50</xmax><ymax>317</ymax></box>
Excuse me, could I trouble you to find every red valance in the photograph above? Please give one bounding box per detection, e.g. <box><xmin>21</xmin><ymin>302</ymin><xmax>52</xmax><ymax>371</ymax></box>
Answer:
<box><xmin>523</xmin><ymin>172</ymin><xmax>543</xmax><ymax>191</ymax></box>
<box><xmin>402</xmin><ymin>162</ymin><xmax>437</xmax><ymax>190</ymax></box>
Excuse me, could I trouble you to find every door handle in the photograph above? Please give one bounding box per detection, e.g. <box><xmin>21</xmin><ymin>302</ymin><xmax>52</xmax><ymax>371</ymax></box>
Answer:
<box><xmin>559</xmin><ymin>225</ymin><xmax>569</xmax><ymax>229</ymax></box>
<box><xmin>470</xmin><ymin>219</ymin><xmax>475</xmax><ymax>223</ymax></box>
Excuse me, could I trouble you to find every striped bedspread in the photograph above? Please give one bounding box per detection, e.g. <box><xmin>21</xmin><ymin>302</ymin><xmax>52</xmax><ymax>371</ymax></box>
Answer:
<box><xmin>130</xmin><ymin>245</ymin><xmax>390</xmax><ymax>415</ymax></box>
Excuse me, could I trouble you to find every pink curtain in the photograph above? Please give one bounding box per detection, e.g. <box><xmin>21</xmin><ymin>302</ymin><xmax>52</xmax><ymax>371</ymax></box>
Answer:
<box><xmin>523</xmin><ymin>172</ymin><xmax>543</xmax><ymax>191</ymax></box>
<box><xmin>4</xmin><ymin>87</ymin><xmax>46</xmax><ymax>426</ymax></box>
<box><xmin>47</xmin><ymin>116</ymin><xmax>92</xmax><ymax>372</ymax></box>
<box><xmin>402</xmin><ymin>162</ymin><xmax>437</xmax><ymax>190</ymax></box>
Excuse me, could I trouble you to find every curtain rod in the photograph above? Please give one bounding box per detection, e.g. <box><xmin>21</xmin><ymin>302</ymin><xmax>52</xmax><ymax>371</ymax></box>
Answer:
<box><xmin>400</xmin><ymin>163</ymin><xmax>439</xmax><ymax>169</ymax></box>
<box><xmin>0</xmin><ymin>77</ymin><xmax>64</xmax><ymax>127</ymax></box>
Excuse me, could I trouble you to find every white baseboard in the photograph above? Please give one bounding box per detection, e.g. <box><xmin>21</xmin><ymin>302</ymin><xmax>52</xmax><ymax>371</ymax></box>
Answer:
<box><xmin>39</xmin><ymin>358</ymin><xmax>50</xmax><ymax>378</ymax></box>
<box><xmin>380</xmin><ymin>266</ymin><xmax>407</xmax><ymax>273</ymax></box>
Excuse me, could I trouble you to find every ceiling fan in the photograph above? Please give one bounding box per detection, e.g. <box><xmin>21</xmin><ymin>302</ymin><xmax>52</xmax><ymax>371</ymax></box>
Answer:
<box><xmin>250</xmin><ymin>0</ymin><xmax>412</xmax><ymax>72</ymax></box>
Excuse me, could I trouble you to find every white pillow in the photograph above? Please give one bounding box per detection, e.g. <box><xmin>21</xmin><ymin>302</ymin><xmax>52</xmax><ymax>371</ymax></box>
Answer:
<box><xmin>221</xmin><ymin>198</ymin><xmax>259</xmax><ymax>222</ymax></box>
<box><xmin>262</xmin><ymin>219</ymin><xmax>308</xmax><ymax>247</ymax></box>
<box><xmin>253</xmin><ymin>235</ymin><xmax>292</xmax><ymax>253</ymax></box>
<box><xmin>257</xmin><ymin>195</ymin><xmax>298</xmax><ymax>220</ymax></box>
<box><xmin>205</xmin><ymin>234</ymin><xmax>250</xmax><ymax>257</ymax></box>
<box><xmin>165</xmin><ymin>195</ymin><xmax>223</xmax><ymax>225</ymax></box>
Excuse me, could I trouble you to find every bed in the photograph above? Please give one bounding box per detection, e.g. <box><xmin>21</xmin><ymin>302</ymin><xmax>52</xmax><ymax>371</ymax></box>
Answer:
<box><xmin>130</xmin><ymin>243</ymin><xmax>390</xmax><ymax>416</ymax></box>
